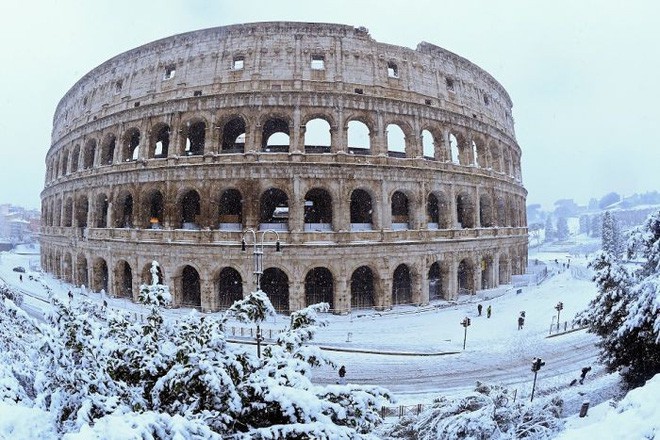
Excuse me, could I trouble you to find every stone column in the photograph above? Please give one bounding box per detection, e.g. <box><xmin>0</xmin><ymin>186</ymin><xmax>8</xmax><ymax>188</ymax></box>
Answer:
<box><xmin>288</xmin><ymin>279</ymin><xmax>305</xmax><ymax>312</ymax></box>
<box><xmin>289</xmin><ymin>177</ymin><xmax>304</xmax><ymax>233</ymax></box>
<box><xmin>290</xmin><ymin>106</ymin><xmax>303</xmax><ymax>153</ymax></box>
<box><xmin>380</xmin><ymin>181</ymin><xmax>391</xmax><ymax>230</ymax></box>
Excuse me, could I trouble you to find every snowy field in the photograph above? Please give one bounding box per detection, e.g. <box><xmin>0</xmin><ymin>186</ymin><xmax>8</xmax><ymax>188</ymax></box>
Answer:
<box><xmin>0</xmin><ymin>241</ymin><xmax>657</xmax><ymax>438</ymax></box>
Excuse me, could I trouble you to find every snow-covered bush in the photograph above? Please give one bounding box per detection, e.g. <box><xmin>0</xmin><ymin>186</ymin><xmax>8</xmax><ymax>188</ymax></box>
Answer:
<box><xmin>0</xmin><ymin>284</ymin><xmax>23</xmax><ymax>306</ymax></box>
<box><xmin>30</xmin><ymin>278</ymin><xmax>390</xmax><ymax>438</ymax></box>
<box><xmin>383</xmin><ymin>382</ymin><xmax>563</xmax><ymax>440</ymax></box>
<box><xmin>578</xmin><ymin>208</ymin><xmax>660</xmax><ymax>388</ymax></box>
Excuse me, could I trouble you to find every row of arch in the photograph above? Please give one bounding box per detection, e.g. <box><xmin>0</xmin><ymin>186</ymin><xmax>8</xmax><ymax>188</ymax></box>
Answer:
<box><xmin>41</xmin><ymin>248</ymin><xmax>525</xmax><ymax>313</ymax></box>
<box><xmin>43</xmin><ymin>185</ymin><xmax>526</xmax><ymax>231</ymax></box>
<box><xmin>47</xmin><ymin>112</ymin><xmax>522</xmax><ymax>184</ymax></box>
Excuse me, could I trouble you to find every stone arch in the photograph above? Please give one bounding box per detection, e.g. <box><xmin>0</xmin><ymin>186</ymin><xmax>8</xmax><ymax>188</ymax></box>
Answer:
<box><xmin>216</xmin><ymin>266</ymin><xmax>243</xmax><ymax>309</ymax></box>
<box><xmin>386</xmin><ymin>123</ymin><xmax>406</xmax><ymax>157</ymax></box>
<box><xmin>391</xmin><ymin>190</ymin><xmax>410</xmax><ymax>230</ymax></box>
<box><xmin>422</xmin><ymin>129</ymin><xmax>435</xmax><ymax>159</ymax></box>
<box><xmin>479</xmin><ymin>193</ymin><xmax>494</xmax><ymax>227</ymax></box>
<box><xmin>261</xmin><ymin>267</ymin><xmax>289</xmax><ymax>314</ymax></box>
<box><xmin>141</xmin><ymin>261</ymin><xmax>165</xmax><ymax>286</ymax></box>
<box><xmin>347</xmin><ymin>119</ymin><xmax>371</xmax><ymax>153</ymax></box>
<box><xmin>304</xmin><ymin>187</ymin><xmax>333</xmax><ymax>231</ymax></box>
<box><xmin>472</xmin><ymin>135</ymin><xmax>488</xmax><ymax>168</ymax></box>
<box><xmin>220</xmin><ymin>115</ymin><xmax>246</xmax><ymax>153</ymax></box>
<box><xmin>115</xmin><ymin>260</ymin><xmax>133</xmax><ymax>298</ymax></box>
<box><xmin>178</xmin><ymin>264</ymin><xmax>202</xmax><ymax>308</ymax></box>
<box><xmin>259</xmin><ymin>187</ymin><xmax>289</xmax><ymax>230</ymax></box>
<box><xmin>489</xmin><ymin>141</ymin><xmax>502</xmax><ymax>172</ymax></box>
<box><xmin>456</xmin><ymin>192</ymin><xmax>475</xmax><ymax>228</ymax></box>
<box><xmin>83</xmin><ymin>138</ymin><xmax>97</xmax><ymax>169</ymax></box>
<box><xmin>496</xmin><ymin>197</ymin><xmax>507</xmax><ymax>227</ymax></box>
<box><xmin>91</xmin><ymin>257</ymin><xmax>109</xmax><ymax>293</ymax></box>
<box><xmin>76</xmin><ymin>253</ymin><xmax>88</xmax><ymax>287</ymax></box>
<box><xmin>95</xmin><ymin>193</ymin><xmax>109</xmax><ymax>228</ymax></box>
<box><xmin>350</xmin><ymin>188</ymin><xmax>374</xmax><ymax>230</ymax></box>
<box><xmin>427</xmin><ymin>192</ymin><xmax>440</xmax><ymax>228</ymax></box>
<box><xmin>142</xmin><ymin>188</ymin><xmax>164</xmax><ymax>228</ymax></box>
<box><xmin>121</xmin><ymin>127</ymin><xmax>140</xmax><ymax>162</ymax></box>
<box><xmin>116</xmin><ymin>190</ymin><xmax>134</xmax><ymax>228</ymax></box>
<box><xmin>350</xmin><ymin>265</ymin><xmax>375</xmax><ymax>309</ymax></box>
<box><xmin>75</xmin><ymin>194</ymin><xmax>89</xmax><ymax>228</ymax></box>
<box><xmin>481</xmin><ymin>254</ymin><xmax>494</xmax><ymax>289</ymax></box>
<box><xmin>428</xmin><ymin>260</ymin><xmax>450</xmax><ymax>301</ymax></box>
<box><xmin>100</xmin><ymin>133</ymin><xmax>116</xmax><ymax>165</ymax></box>
<box><xmin>304</xmin><ymin>267</ymin><xmax>334</xmax><ymax>309</ymax></box>
<box><xmin>181</xmin><ymin>117</ymin><xmax>207</xmax><ymax>156</ymax></box>
<box><xmin>178</xmin><ymin>189</ymin><xmax>201</xmax><ymax>229</ymax></box>
<box><xmin>71</xmin><ymin>145</ymin><xmax>80</xmax><ymax>172</ymax></box>
<box><xmin>218</xmin><ymin>188</ymin><xmax>243</xmax><ymax>230</ymax></box>
<box><xmin>63</xmin><ymin>197</ymin><xmax>73</xmax><ymax>227</ymax></box>
<box><xmin>262</xmin><ymin>115</ymin><xmax>290</xmax><ymax>152</ymax></box>
<box><xmin>304</xmin><ymin>117</ymin><xmax>332</xmax><ymax>153</ymax></box>
<box><xmin>150</xmin><ymin>122</ymin><xmax>170</xmax><ymax>159</ymax></box>
<box><xmin>392</xmin><ymin>263</ymin><xmax>412</xmax><ymax>305</ymax></box>
<box><xmin>457</xmin><ymin>258</ymin><xmax>475</xmax><ymax>295</ymax></box>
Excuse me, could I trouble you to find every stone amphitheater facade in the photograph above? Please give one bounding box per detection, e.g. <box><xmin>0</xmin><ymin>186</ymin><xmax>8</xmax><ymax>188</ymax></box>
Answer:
<box><xmin>40</xmin><ymin>22</ymin><xmax>528</xmax><ymax>314</ymax></box>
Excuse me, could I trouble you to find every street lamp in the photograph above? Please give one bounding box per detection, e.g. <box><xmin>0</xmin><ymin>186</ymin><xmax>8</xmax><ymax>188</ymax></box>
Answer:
<box><xmin>554</xmin><ymin>301</ymin><xmax>564</xmax><ymax>332</ymax></box>
<box><xmin>241</xmin><ymin>228</ymin><xmax>282</xmax><ymax>358</ymax></box>
<box><xmin>460</xmin><ymin>316</ymin><xmax>471</xmax><ymax>350</ymax></box>
<box><xmin>530</xmin><ymin>357</ymin><xmax>545</xmax><ymax>402</ymax></box>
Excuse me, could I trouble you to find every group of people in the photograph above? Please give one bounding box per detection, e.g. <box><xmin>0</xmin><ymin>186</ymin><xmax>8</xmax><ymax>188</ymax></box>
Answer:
<box><xmin>476</xmin><ymin>303</ymin><xmax>492</xmax><ymax>318</ymax></box>
<box><xmin>477</xmin><ymin>303</ymin><xmax>526</xmax><ymax>330</ymax></box>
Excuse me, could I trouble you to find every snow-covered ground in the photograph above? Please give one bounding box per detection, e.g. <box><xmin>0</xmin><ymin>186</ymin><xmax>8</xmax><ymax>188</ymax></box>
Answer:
<box><xmin>0</xmin><ymin>241</ymin><xmax>656</xmax><ymax>438</ymax></box>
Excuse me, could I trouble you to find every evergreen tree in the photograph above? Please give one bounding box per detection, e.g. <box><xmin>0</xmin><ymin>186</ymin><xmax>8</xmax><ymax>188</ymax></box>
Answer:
<box><xmin>544</xmin><ymin>217</ymin><xmax>555</xmax><ymax>242</ymax></box>
<box><xmin>579</xmin><ymin>209</ymin><xmax>660</xmax><ymax>388</ymax></box>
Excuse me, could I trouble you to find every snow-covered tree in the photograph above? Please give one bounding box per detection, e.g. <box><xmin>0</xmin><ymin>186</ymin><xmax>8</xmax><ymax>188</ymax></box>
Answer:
<box><xmin>578</xmin><ymin>209</ymin><xmax>660</xmax><ymax>388</ymax></box>
<box><xmin>544</xmin><ymin>217</ymin><xmax>555</xmax><ymax>242</ymax></box>
<box><xmin>25</xmin><ymin>268</ymin><xmax>391</xmax><ymax>438</ymax></box>
<box><xmin>556</xmin><ymin>216</ymin><xmax>569</xmax><ymax>241</ymax></box>
<box><xmin>383</xmin><ymin>382</ymin><xmax>563</xmax><ymax>439</ymax></box>
<box><xmin>601</xmin><ymin>211</ymin><xmax>624</xmax><ymax>258</ymax></box>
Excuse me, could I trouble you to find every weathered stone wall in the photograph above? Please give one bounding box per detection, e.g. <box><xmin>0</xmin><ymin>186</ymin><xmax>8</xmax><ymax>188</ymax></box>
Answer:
<box><xmin>41</xmin><ymin>22</ymin><xmax>527</xmax><ymax>314</ymax></box>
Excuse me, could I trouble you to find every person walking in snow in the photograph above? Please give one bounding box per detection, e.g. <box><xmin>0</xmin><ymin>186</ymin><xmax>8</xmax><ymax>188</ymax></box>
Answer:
<box><xmin>338</xmin><ymin>365</ymin><xmax>347</xmax><ymax>385</ymax></box>
<box><xmin>518</xmin><ymin>315</ymin><xmax>525</xmax><ymax>330</ymax></box>
<box><xmin>579</xmin><ymin>366</ymin><xmax>592</xmax><ymax>384</ymax></box>
<box><xmin>477</xmin><ymin>304</ymin><xmax>483</xmax><ymax>316</ymax></box>
<box><xmin>487</xmin><ymin>305</ymin><xmax>492</xmax><ymax>318</ymax></box>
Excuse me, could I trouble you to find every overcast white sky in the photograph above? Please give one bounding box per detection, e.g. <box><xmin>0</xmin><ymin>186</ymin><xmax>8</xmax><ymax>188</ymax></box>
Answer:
<box><xmin>1</xmin><ymin>0</ymin><xmax>658</xmax><ymax>211</ymax></box>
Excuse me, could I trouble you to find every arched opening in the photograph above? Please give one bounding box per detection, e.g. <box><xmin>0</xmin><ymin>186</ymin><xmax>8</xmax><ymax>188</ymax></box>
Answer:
<box><xmin>304</xmin><ymin>188</ymin><xmax>333</xmax><ymax>232</ymax></box>
<box><xmin>449</xmin><ymin>133</ymin><xmax>460</xmax><ymax>164</ymax></box>
<box><xmin>457</xmin><ymin>259</ymin><xmax>475</xmax><ymax>295</ymax></box>
<box><xmin>95</xmin><ymin>194</ymin><xmax>109</xmax><ymax>228</ymax></box>
<box><xmin>217</xmin><ymin>267</ymin><xmax>243</xmax><ymax>309</ymax></box>
<box><xmin>386</xmin><ymin>124</ymin><xmax>406</xmax><ymax>157</ymax></box>
<box><xmin>63</xmin><ymin>253</ymin><xmax>73</xmax><ymax>283</ymax></box>
<box><xmin>350</xmin><ymin>189</ymin><xmax>373</xmax><ymax>231</ymax></box>
<box><xmin>100</xmin><ymin>134</ymin><xmax>116</xmax><ymax>165</ymax></box>
<box><xmin>261</xmin><ymin>267</ymin><xmax>289</xmax><ymax>314</ymax></box>
<box><xmin>427</xmin><ymin>193</ymin><xmax>439</xmax><ymax>229</ymax></box>
<box><xmin>151</xmin><ymin>123</ymin><xmax>170</xmax><ymax>158</ymax></box>
<box><xmin>422</xmin><ymin>129</ymin><xmax>435</xmax><ymax>159</ymax></box>
<box><xmin>83</xmin><ymin>139</ymin><xmax>96</xmax><ymax>169</ymax></box>
<box><xmin>71</xmin><ymin>146</ymin><xmax>80</xmax><ymax>172</ymax></box>
<box><xmin>221</xmin><ymin>117</ymin><xmax>246</xmax><ymax>153</ymax></box>
<box><xmin>499</xmin><ymin>255</ymin><xmax>509</xmax><ymax>284</ymax></box>
<box><xmin>391</xmin><ymin>191</ymin><xmax>409</xmax><ymax>230</ymax></box>
<box><xmin>115</xmin><ymin>260</ymin><xmax>133</xmax><ymax>298</ymax></box>
<box><xmin>63</xmin><ymin>198</ymin><xmax>73</xmax><ymax>227</ymax></box>
<box><xmin>259</xmin><ymin>188</ymin><xmax>288</xmax><ymax>231</ymax></box>
<box><xmin>480</xmin><ymin>194</ymin><xmax>494</xmax><ymax>227</ymax></box>
<box><xmin>122</xmin><ymin>128</ymin><xmax>140</xmax><ymax>162</ymax></box>
<box><xmin>75</xmin><ymin>196</ymin><xmax>88</xmax><ymax>228</ymax></box>
<box><xmin>218</xmin><ymin>189</ymin><xmax>242</xmax><ymax>230</ymax></box>
<box><xmin>304</xmin><ymin>118</ymin><xmax>331</xmax><ymax>153</ymax></box>
<box><xmin>146</xmin><ymin>190</ymin><xmax>164</xmax><ymax>229</ymax></box>
<box><xmin>456</xmin><ymin>193</ymin><xmax>475</xmax><ymax>228</ymax></box>
<box><xmin>183</xmin><ymin>120</ymin><xmax>206</xmax><ymax>156</ymax></box>
<box><xmin>490</xmin><ymin>143</ymin><xmax>502</xmax><ymax>173</ymax></box>
<box><xmin>473</xmin><ymin>138</ymin><xmax>488</xmax><ymax>168</ymax></box>
<box><xmin>496</xmin><ymin>198</ymin><xmax>507</xmax><ymax>227</ymax></box>
<box><xmin>76</xmin><ymin>254</ymin><xmax>88</xmax><ymax>287</ymax></box>
<box><xmin>179</xmin><ymin>190</ymin><xmax>201</xmax><ymax>229</ymax></box>
<box><xmin>392</xmin><ymin>264</ymin><xmax>412</xmax><ymax>305</ymax></box>
<box><xmin>92</xmin><ymin>258</ymin><xmax>109</xmax><ymax>293</ymax></box>
<box><xmin>347</xmin><ymin>120</ymin><xmax>370</xmax><ymax>154</ymax></box>
<box><xmin>141</xmin><ymin>262</ymin><xmax>165</xmax><ymax>286</ymax></box>
<box><xmin>181</xmin><ymin>265</ymin><xmax>201</xmax><ymax>308</ymax></box>
<box><xmin>428</xmin><ymin>262</ymin><xmax>450</xmax><ymax>301</ymax></box>
<box><xmin>262</xmin><ymin>118</ymin><xmax>290</xmax><ymax>153</ymax></box>
<box><xmin>117</xmin><ymin>193</ymin><xmax>134</xmax><ymax>228</ymax></box>
<box><xmin>481</xmin><ymin>256</ymin><xmax>494</xmax><ymax>290</ymax></box>
<box><xmin>350</xmin><ymin>266</ymin><xmax>375</xmax><ymax>309</ymax></box>
<box><xmin>304</xmin><ymin>267</ymin><xmax>334</xmax><ymax>309</ymax></box>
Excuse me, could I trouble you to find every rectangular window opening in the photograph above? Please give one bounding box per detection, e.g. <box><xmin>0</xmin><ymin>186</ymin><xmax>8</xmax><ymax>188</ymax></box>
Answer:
<box><xmin>233</xmin><ymin>57</ymin><xmax>244</xmax><ymax>70</ymax></box>
<box><xmin>484</xmin><ymin>95</ymin><xmax>490</xmax><ymax>106</ymax></box>
<box><xmin>354</xmin><ymin>88</ymin><xmax>364</xmax><ymax>94</ymax></box>
<box><xmin>446</xmin><ymin>77</ymin><xmax>455</xmax><ymax>92</ymax></box>
<box><xmin>114</xmin><ymin>80</ymin><xmax>123</xmax><ymax>95</ymax></box>
<box><xmin>311</xmin><ymin>55</ymin><xmax>325</xmax><ymax>70</ymax></box>
<box><xmin>163</xmin><ymin>65</ymin><xmax>176</xmax><ymax>80</ymax></box>
<box><xmin>193</xmin><ymin>90</ymin><xmax>202</xmax><ymax>97</ymax></box>
<box><xmin>425</xmin><ymin>99</ymin><xmax>432</xmax><ymax>105</ymax></box>
<box><xmin>134</xmin><ymin>101</ymin><xmax>140</xmax><ymax>108</ymax></box>
<box><xmin>387</xmin><ymin>62</ymin><xmax>398</xmax><ymax>78</ymax></box>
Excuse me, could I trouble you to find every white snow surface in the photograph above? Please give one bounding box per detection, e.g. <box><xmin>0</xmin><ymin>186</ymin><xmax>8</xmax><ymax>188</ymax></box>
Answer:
<box><xmin>0</xmin><ymin>242</ymin><xmax>657</xmax><ymax>439</ymax></box>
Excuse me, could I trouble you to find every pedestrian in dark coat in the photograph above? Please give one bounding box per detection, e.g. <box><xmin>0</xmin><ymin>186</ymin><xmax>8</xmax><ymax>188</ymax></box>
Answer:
<box><xmin>518</xmin><ymin>315</ymin><xmax>525</xmax><ymax>330</ymax></box>
<box><xmin>338</xmin><ymin>365</ymin><xmax>347</xmax><ymax>384</ymax></box>
<box><xmin>579</xmin><ymin>366</ymin><xmax>592</xmax><ymax>384</ymax></box>
<box><xmin>487</xmin><ymin>305</ymin><xmax>492</xmax><ymax>318</ymax></box>
<box><xmin>477</xmin><ymin>304</ymin><xmax>483</xmax><ymax>316</ymax></box>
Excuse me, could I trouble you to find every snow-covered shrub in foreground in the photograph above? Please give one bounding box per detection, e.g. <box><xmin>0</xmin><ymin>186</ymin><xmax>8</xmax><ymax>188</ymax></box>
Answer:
<box><xmin>29</xmin><ymin>284</ymin><xmax>390</xmax><ymax>438</ymax></box>
<box><xmin>383</xmin><ymin>382</ymin><xmax>563</xmax><ymax>440</ymax></box>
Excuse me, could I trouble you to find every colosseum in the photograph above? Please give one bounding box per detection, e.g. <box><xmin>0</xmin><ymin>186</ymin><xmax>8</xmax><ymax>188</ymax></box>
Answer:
<box><xmin>40</xmin><ymin>22</ymin><xmax>527</xmax><ymax>314</ymax></box>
